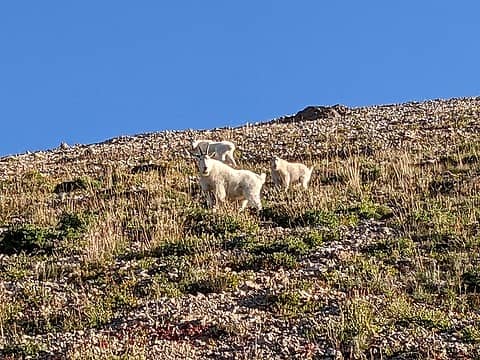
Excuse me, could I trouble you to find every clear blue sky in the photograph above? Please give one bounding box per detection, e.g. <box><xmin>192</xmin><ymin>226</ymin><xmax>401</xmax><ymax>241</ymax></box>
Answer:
<box><xmin>1</xmin><ymin>1</ymin><xmax>479</xmax><ymax>156</ymax></box>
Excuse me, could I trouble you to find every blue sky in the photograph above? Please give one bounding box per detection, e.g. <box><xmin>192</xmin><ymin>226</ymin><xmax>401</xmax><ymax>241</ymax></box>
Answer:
<box><xmin>0</xmin><ymin>1</ymin><xmax>479</xmax><ymax>156</ymax></box>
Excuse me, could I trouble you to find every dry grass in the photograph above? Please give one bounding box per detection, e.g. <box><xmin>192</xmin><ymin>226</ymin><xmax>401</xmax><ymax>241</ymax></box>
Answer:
<box><xmin>1</xmin><ymin>99</ymin><xmax>480</xmax><ymax>358</ymax></box>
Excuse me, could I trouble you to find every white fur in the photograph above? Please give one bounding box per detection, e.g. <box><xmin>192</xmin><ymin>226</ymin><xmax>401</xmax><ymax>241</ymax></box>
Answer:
<box><xmin>192</xmin><ymin>139</ymin><xmax>237</xmax><ymax>167</ymax></box>
<box><xmin>196</xmin><ymin>154</ymin><xmax>266</xmax><ymax>211</ymax></box>
<box><xmin>271</xmin><ymin>156</ymin><xmax>313</xmax><ymax>190</ymax></box>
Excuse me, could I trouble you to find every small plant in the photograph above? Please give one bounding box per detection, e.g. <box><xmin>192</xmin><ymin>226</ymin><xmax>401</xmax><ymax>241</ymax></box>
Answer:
<box><xmin>325</xmin><ymin>298</ymin><xmax>378</xmax><ymax>359</ymax></box>
<box><xmin>303</xmin><ymin>228</ymin><xmax>338</xmax><ymax>245</ymax></box>
<box><xmin>260</xmin><ymin>204</ymin><xmax>295</xmax><ymax>227</ymax></box>
<box><xmin>395</xmin><ymin>308</ymin><xmax>452</xmax><ymax>331</ymax></box>
<box><xmin>296</xmin><ymin>209</ymin><xmax>340</xmax><ymax>228</ymax></box>
<box><xmin>362</xmin><ymin>236</ymin><xmax>415</xmax><ymax>260</ymax></box>
<box><xmin>234</xmin><ymin>251</ymin><xmax>299</xmax><ymax>271</ymax></box>
<box><xmin>58</xmin><ymin>211</ymin><xmax>92</xmax><ymax>239</ymax></box>
<box><xmin>229</xmin><ymin>231</ymin><xmax>327</xmax><ymax>271</ymax></box>
<box><xmin>360</xmin><ymin>162</ymin><xmax>381</xmax><ymax>182</ymax></box>
<box><xmin>150</xmin><ymin>274</ymin><xmax>183</xmax><ymax>298</ymax></box>
<box><xmin>328</xmin><ymin>255</ymin><xmax>397</xmax><ymax>294</ymax></box>
<box><xmin>183</xmin><ymin>208</ymin><xmax>256</xmax><ymax>237</ymax></box>
<box><xmin>251</xmin><ymin>236</ymin><xmax>309</xmax><ymax>256</ymax></box>
<box><xmin>412</xmin><ymin>232</ymin><xmax>464</xmax><ymax>253</ymax></box>
<box><xmin>361</xmin><ymin>202</ymin><xmax>393</xmax><ymax>221</ymax></box>
<box><xmin>0</xmin><ymin>292</ymin><xmax>22</xmax><ymax>338</ymax></box>
<box><xmin>183</xmin><ymin>272</ymin><xmax>239</xmax><ymax>295</ymax></box>
<box><xmin>2</xmin><ymin>253</ymin><xmax>32</xmax><ymax>280</ymax></box>
<box><xmin>152</xmin><ymin>236</ymin><xmax>217</xmax><ymax>257</ymax></box>
<box><xmin>268</xmin><ymin>252</ymin><xmax>298</xmax><ymax>269</ymax></box>
<box><xmin>105</xmin><ymin>280</ymin><xmax>139</xmax><ymax>310</ymax></box>
<box><xmin>267</xmin><ymin>289</ymin><xmax>321</xmax><ymax>318</ymax></box>
<box><xmin>84</xmin><ymin>300</ymin><xmax>114</xmax><ymax>328</ymax></box>
<box><xmin>405</xmin><ymin>203</ymin><xmax>458</xmax><ymax>237</ymax></box>
<box><xmin>0</xmin><ymin>341</ymin><xmax>45</xmax><ymax>358</ymax></box>
<box><xmin>462</xmin><ymin>325</ymin><xmax>480</xmax><ymax>343</ymax></box>
<box><xmin>387</xmin><ymin>294</ymin><xmax>452</xmax><ymax>331</ymax></box>
<box><xmin>18</xmin><ymin>170</ymin><xmax>53</xmax><ymax>193</ymax></box>
<box><xmin>0</xmin><ymin>224</ymin><xmax>58</xmax><ymax>255</ymax></box>
<box><xmin>347</xmin><ymin>200</ymin><xmax>394</xmax><ymax>221</ymax></box>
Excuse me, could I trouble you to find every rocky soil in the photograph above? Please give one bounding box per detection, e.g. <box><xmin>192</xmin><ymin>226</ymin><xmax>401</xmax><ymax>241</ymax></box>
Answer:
<box><xmin>1</xmin><ymin>97</ymin><xmax>480</xmax><ymax>359</ymax></box>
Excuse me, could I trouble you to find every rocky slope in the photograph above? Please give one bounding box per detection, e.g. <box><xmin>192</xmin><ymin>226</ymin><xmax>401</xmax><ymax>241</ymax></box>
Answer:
<box><xmin>0</xmin><ymin>97</ymin><xmax>480</xmax><ymax>359</ymax></box>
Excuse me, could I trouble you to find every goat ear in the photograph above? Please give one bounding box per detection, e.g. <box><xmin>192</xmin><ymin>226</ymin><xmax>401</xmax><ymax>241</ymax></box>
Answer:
<box><xmin>210</xmin><ymin>151</ymin><xmax>217</xmax><ymax>159</ymax></box>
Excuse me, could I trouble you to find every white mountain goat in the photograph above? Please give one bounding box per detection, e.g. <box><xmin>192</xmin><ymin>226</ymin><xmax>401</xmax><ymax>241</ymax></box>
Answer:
<box><xmin>271</xmin><ymin>156</ymin><xmax>314</xmax><ymax>191</ymax></box>
<box><xmin>192</xmin><ymin>139</ymin><xmax>237</xmax><ymax>167</ymax></box>
<box><xmin>194</xmin><ymin>147</ymin><xmax>266</xmax><ymax>211</ymax></box>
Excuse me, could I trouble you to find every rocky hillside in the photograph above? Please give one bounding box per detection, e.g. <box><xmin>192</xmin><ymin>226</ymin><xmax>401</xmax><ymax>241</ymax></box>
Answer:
<box><xmin>0</xmin><ymin>97</ymin><xmax>479</xmax><ymax>359</ymax></box>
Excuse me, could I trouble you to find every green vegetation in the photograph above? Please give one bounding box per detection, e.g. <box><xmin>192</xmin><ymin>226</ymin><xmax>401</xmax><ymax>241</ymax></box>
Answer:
<box><xmin>183</xmin><ymin>207</ymin><xmax>258</xmax><ymax>237</ymax></box>
<box><xmin>0</xmin><ymin>102</ymin><xmax>479</xmax><ymax>358</ymax></box>
<box><xmin>0</xmin><ymin>225</ymin><xmax>58</xmax><ymax>255</ymax></box>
